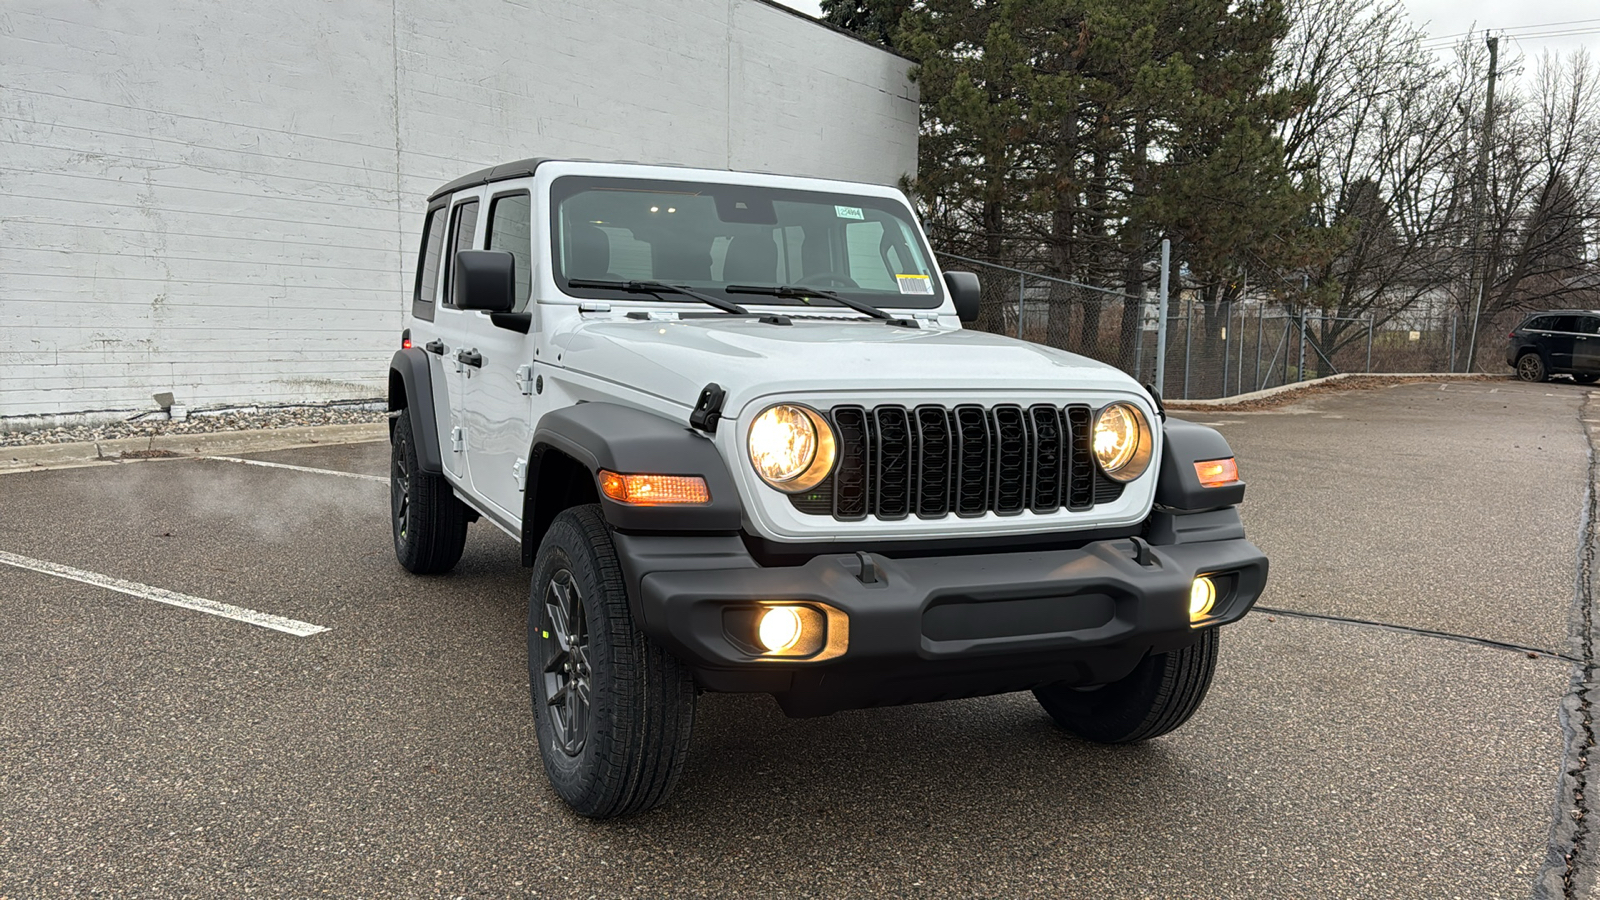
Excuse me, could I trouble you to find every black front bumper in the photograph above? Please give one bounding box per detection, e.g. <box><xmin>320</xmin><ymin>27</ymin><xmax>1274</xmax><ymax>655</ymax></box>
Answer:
<box><xmin>613</xmin><ymin>530</ymin><xmax>1268</xmax><ymax>717</ymax></box>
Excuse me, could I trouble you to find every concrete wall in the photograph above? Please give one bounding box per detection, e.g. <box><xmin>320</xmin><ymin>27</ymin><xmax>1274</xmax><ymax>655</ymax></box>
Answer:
<box><xmin>0</xmin><ymin>0</ymin><xmax>917</xmax><ymax>421</ymax></box>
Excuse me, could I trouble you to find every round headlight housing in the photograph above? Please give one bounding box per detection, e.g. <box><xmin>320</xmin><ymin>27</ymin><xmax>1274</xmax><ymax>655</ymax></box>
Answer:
<box><xmin>1092</xmin><ymin>402</ymin><xmax>1154</xmax><ymax>482</ymax></box>
<box><xmin>748</xmin><ymin>404</ymin><xmax>836</xmax><ymax>493</ymax></box>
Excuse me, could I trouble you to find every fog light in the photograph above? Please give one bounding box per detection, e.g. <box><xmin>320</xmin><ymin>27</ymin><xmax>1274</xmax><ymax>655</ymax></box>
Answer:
<box><xmin>758</xmin><ymin>606</ymin><xmax>804</xmax><ymax>652</ymax></box>
<box><xmin>1190</xmin><ymin>576</ymin><xmax>1217</xmax><ymax>621</ymax></box>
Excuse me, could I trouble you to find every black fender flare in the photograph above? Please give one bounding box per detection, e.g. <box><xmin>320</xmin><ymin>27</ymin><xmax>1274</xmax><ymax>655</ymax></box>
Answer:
<box><xmin>1153</xmin><ymin>418</ymin><xmax>1247</xmax><ymax>512</ymax></box>
<box><xmin>524</xmin><ymin>402</ymin><xmax>743</xmax><ymax>539</ymax></box>
<box><xmin>388</xmin><ymin>348</ymin><xmax>444</xmax><ymax>474</ymax></box>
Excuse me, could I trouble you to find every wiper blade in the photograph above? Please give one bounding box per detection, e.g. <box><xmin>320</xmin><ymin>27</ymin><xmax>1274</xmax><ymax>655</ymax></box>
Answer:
<box><xmin>724</xmin><ymin>284</ymin><xmax>915</xmax><ymax>327</ymax></box>
<box><xmin>567</xmin><ymin>278</ymin><xmax>749</xmax><ymax>315</ymax></box>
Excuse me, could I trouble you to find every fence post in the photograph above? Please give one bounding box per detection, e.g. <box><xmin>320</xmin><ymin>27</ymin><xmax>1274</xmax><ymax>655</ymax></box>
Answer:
<box><xmin>1255</xmin><ymin>306</ymin><xmax>1264</xmax><ymax>391</ymax></box>
<box><xmin>1017</xmin><ymin>275</ymin><xmax>1025</xmax><ymax>342</ymax></box>
<box><xmin>1154</xmin><ymin>238</ymin><xmax>1171</xmax><ymax>394</ymax></box>
<box><xmin>1366</xmin><ymin>314</ymin><xmax>1374</xmax><ymax>373</ymax></box>
<box><xmin>1448</xmin><ymin>315</ymin><xmax>1457</xmax><ymax>373</ymax></box>
<box><xmin>1183</xmin><ymin>304</ymin><xmax>1194</xmax><ymax>400</ymax></box>
<box><xmin>1297</xmin><ymin>309</ymin><xmax>1307</xmax><ymax>382</ymax></box>
<box><xmin>1222</xmin><ymin>300</ymin><xmax>1231</xmax><ymax>397</ymax></box>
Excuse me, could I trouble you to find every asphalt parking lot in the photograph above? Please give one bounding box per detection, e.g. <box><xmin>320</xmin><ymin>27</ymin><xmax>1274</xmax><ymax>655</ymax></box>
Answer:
<box><xmin>0</xmin><ymin>379</ymin><xmax>1593</xmax><ymax>899</ymax></box>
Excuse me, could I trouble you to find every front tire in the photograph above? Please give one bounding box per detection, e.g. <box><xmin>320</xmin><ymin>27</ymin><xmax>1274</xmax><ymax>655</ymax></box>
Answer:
<box><xmin>1034</xmin><ymin>628</ymin><xmax>1219</xmax><ymax>743</ymax></box>
<box><xmin>1516</xmin><ymin>353</ymin><xmax>1548</xmax><ymax>383</ymax></box>
<box><xmin>390</xmin><ymin>408</ymin><xmax>468</xmax><ymax>574</ymax></box>
<box><xmin>1574</xmin><ymin>373</ymin><xmax>1598</xmax><ymax>385</ymax></box>
<box><xmin>529</xmin><ymin>505</ymin><xmax>696</xmax><ymax>818</ymax></box>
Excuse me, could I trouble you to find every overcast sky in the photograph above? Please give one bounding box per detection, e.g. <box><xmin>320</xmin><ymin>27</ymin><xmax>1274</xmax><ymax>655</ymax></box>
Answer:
<box><xmin>769</xmin><ymin>0</ymin><xmax>1597</xmax><ymax>79</ymax></box>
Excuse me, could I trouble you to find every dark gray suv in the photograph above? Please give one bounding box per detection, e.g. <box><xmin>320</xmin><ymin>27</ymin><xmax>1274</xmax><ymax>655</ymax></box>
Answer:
<box><xmin>1507</xmin><ymin>309</ymin><xmax>1600</xmax><ymax>384</ymax></box>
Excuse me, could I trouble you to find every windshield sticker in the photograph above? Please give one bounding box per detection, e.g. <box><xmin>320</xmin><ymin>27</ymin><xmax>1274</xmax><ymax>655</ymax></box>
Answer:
<box><xmin>834</xmin><ymin>205</ymin><xmax>865</xmax><ymax>220</ymax></box>
<box><xmin>896</xmin><ymin>274</ymin><xmax>934</xmax><ymax>295</ymax></box>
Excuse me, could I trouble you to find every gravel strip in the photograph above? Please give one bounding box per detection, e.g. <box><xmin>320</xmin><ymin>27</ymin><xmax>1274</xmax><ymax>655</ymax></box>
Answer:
<box><xmin>1165</xmin><ymin>373</ymin><xmax>1516</xmax><ymax>412</ymax></box>
<box><xmin>0</xmin><ymin>402</ymin><xmax>389</xmax><ymax>448</ymax></box>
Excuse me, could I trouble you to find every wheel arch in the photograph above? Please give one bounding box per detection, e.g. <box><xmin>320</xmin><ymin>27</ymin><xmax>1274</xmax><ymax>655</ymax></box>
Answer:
<box><xmin>520</xmin><ymin>403</ymin><xmax>743</xmax><ymax>567</ymax></box>
<box><xmin>388</xmin><ymin>348</ymin><xmax>444</xmax><ymax>474</ymax></box>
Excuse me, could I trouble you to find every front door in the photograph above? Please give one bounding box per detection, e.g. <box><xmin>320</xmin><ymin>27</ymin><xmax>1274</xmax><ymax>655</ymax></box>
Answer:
<box><xmin>461</xmin><ymin>187</ymin><xmax>538</xmax><ymax>522</ymax></box>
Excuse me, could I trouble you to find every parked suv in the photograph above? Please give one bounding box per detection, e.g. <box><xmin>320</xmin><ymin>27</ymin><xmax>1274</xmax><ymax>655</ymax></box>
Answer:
<box><xmin>387</xmin><ymin>159</ymin><xmax>1269</xmax><ymax>818</ymax></box>
<box><xmin>1507</xmin><ymin>309</ymin><xmax>1600</xmax><ymax>383</ymax></box>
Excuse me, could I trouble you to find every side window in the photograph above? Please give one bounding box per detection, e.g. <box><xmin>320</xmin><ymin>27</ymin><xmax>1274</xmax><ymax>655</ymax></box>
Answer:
<box><xmin>1579</xmin><ymin>317</ymin><xmax>1600</xmax><ymax>336</ymax></box>
<box><xmin>1549</xmin><ymin>315</ymin><xmax>1581</xmax><ymax>333</ymax></box>
<box><xmin>1528</xmin><ymin>316</ymin><xmax>1554</xmax><ymax>331</ymax></box>
<box><xmin>487</xmin><ymin>192</ymin><xmax>532</xmax><ymax>312</ymax></box>
<box><xmin>442</xmin><ymin>199</ymin><xmax>480</xmax><ymax>308</ymax></box>
<box><xmin>412</xmin><ymin>206</ymin><xmax>447</xmax><ymax>321</ymax></box>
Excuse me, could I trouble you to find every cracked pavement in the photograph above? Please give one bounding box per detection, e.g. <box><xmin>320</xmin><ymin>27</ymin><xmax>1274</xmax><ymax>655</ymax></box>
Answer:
<box><xmin>0</xmin><ymin>379</ymin><xmax>1593</xmax><ymax>898</ymax></box>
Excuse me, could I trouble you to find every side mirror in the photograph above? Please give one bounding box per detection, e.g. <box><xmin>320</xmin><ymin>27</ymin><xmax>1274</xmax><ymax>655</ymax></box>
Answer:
<box><xmin>943</xmin><ymin>271</ymin><xmax>981</xmax><ymax>323</ymax></box>
<box><xmin>454</xmin><ymin>250</ymin><xmax>516</xmax><ymax>313</ymax></box>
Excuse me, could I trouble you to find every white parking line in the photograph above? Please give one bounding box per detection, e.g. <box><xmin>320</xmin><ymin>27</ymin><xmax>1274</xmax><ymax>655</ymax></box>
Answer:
<box><xmin>204</xmin><ymin>456</ymin><xmax>386</xmax><ymax>483</ymax></box>
<box><xmin>0</xmin><ymin>550</ymin><xmax>329</xmax><ymax>637</ymax></box>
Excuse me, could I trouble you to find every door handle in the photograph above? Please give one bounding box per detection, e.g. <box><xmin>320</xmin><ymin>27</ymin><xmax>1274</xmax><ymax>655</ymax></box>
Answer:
<box><xmin>456</xmin><ymin>349</ymin><xmax>483</xmax><ymax>368</ymax></box>
<box><xmin>424</xmin><ymin>339</ymin><xmax>446</xmax><ymax>354</ymax></box>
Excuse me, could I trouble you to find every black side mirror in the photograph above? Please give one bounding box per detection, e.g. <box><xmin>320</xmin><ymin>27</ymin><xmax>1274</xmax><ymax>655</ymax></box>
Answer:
<box><xmin>454</xmin><ymin>250</ymin><xmax>516</xmax><ymax>313</ymax></box>
<box><xmin>943</xmin><ymin>271</ymin><xmax>981</xmax><ymax>323</ymax></box>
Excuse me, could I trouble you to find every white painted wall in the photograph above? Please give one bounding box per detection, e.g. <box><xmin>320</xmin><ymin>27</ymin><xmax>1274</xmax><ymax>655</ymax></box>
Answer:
<box><xmin>0</xmin><ymin>0</ymin><xmax>917</xmax><ymax>421</ymax></box>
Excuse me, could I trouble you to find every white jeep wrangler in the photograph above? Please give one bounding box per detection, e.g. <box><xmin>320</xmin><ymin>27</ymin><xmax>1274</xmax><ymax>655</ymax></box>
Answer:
<box><xmin>388</xmin><ymin>159</ymin><xmax>1268</xmax><ymax>818</ymax></box>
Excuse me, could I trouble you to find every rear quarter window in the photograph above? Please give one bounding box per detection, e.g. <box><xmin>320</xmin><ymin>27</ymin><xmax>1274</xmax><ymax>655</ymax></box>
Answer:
<box><xmin>412</xmin><ymin>206</ymin><xmax>448</xmax><ymax>321</ymax></box>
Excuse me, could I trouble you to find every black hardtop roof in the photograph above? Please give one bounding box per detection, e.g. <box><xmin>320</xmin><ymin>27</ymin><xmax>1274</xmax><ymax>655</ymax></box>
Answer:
<box><xmin>428</xmin><ymin>157</ymin><xmax>552</xmax><ymax>203</ymax></box>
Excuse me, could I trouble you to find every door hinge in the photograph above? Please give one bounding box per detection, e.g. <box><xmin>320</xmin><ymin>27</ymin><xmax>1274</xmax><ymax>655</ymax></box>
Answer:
<box><xmin>450</xmin><ymin>426</ymin><xmax>464</xmax><ymax>453</ymax></box>
<box><xmin>516</xmin><ymin>364</ymin><xmax>535</xmax><ymax>395</ymax></box>
<box><xmin>512</xmin><ymin>458</ymin><xmax>527</xmax><ymax>491</ymax></box>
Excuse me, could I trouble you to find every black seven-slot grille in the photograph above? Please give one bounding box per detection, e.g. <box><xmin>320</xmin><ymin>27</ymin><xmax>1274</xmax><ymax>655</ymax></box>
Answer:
<box><xmin>789</xmin><ymin>404</ymin><xmax>1124</xmax><ymax>521</ymax></box>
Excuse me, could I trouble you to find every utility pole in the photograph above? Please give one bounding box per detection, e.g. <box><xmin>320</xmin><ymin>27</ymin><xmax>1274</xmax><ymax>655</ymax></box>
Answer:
<box><xmin>1465</xmin><ymin>34</ymin><xmax>1499</xmax><ymax>373</ymax></box>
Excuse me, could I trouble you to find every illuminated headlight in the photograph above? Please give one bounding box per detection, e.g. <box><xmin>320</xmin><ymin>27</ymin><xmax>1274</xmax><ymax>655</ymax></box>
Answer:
<box><xmin>1092</xmin><ymin>402</ymin><xmax>1154</xmax><ymax>482</ymax></box>
<box><xmin>748</xmin><ymin>404</ymin><xmax>836</xmax><ymax>493</ymax></box>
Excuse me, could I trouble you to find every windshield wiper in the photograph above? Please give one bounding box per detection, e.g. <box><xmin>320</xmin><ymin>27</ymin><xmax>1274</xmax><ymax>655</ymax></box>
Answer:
<box><xmin>568</xmin><ymin>279</ymin><xmax>749</xmax><ymax>316</ymax></box>
<box><xmin>724</xmin><ymin>284</ymin><xmax>917</xmax><ymax>327</ymax></box>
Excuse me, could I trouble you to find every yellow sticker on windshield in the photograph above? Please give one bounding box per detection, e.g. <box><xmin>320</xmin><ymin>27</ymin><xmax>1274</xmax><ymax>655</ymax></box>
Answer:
<box><xmin>896</xmin><ymin>274</ymin><xmax>933</xmax><ymax>295</ymax></box>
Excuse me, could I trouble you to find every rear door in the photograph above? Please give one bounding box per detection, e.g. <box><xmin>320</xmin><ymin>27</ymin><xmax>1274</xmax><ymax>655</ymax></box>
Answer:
<box><xmin>461</xmin><ymin>186</ymin><xmax>538</xmax><ymax>522</ymax></box>
<box><xmin>436</xmin><ymin>193</ymin><xmax>485</xmax><ymax>481</ymax></box>
<box><xmin>1575</xmin><ymin>315</ymin><xmax>1600</xmax><ymax>373</ymax></box>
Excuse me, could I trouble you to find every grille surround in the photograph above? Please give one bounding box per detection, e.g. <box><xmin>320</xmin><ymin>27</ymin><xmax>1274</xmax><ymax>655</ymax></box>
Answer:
<box><xmin>787</xmin><ymin>402</ymin><xmax>1125</xmax><ymax>522</ymax></box>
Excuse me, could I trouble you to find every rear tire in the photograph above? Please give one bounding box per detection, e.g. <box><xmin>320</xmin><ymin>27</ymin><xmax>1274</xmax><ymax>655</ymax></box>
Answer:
<box><xmin>529</xmin><ymin>505</ymin><xmax>696</xmax><ymax>818</ymax></box>
<box><xmin>1034</xmin><ymin>628</ymin><xmax>1219</xmax><ymax>743</ymax></box>
<box><xmin>1516</xmin><ymin>353</ymin><xmax>1547</xmax><ymax>383</ymax></box>
<box><xmin>390</xmin><ymin>408</ymin><xmax>468</xmax><ymax>574</ymax></box>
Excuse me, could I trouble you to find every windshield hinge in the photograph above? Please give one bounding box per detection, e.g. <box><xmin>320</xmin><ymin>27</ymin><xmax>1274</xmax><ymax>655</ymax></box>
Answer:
<box><xmin>689</xmin><ymin>383</ymin><xmax>726</xmax><ymax>434</ymax></box>
<box><xmin>579</xmin><ymin>300</ymin><xmax>612</xmax><ymax>313</ymax></box>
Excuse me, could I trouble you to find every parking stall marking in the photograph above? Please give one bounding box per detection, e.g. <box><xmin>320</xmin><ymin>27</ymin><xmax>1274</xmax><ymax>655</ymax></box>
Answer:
<box><xmin>204</xmin><ymin>455</ymin><xmax>387</xmax><ymax>483</ymax></box>
<box><xmin>0</xmin><ymin>550</ymin><xmax>329</xmax><ymax>637</ymax></box>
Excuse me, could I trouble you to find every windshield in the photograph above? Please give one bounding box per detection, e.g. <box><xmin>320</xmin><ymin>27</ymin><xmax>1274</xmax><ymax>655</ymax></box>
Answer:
<box><xmin>550</xmin><ymin>176</ymin><xmax>943</xmax><ymax>309</ymax></box>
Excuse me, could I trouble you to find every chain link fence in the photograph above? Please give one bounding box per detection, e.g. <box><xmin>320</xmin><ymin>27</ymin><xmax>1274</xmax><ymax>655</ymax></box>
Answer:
<box><xmin>936</xmin><ymin>252</ymin><xmax>1512</xmax><ymax>400</ymax></box>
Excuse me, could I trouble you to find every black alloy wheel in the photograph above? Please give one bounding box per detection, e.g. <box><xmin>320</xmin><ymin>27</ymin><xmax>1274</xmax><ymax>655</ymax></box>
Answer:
<box><xmin>389</xmin><ymin>408</ymin><xmax>469</xmax><ymax>574</ymax></box>
<box><xmin>528</xmin><ymin>505</ymin><xmax>696</xmax><ymax>818</ymax></box>
<box><xmin>540</xmin><ymin>568</ymin><xmax>591</xmax><ymax>756</ymax></box>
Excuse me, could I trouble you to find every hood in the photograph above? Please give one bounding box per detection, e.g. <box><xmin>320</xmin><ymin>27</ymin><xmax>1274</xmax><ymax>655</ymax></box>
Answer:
<box><xmin>549</xmin><ymin>315</ymin><xmax>1143</xmax><ymax>413</ymax></box>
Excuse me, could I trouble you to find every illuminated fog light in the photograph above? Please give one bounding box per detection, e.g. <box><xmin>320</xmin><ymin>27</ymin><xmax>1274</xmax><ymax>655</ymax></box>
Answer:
<box><xmin>1190</xmin><ymin>576</ymin><xmax>1217</xmax><ymax>621</ymax></box>
<box><xmin>758</xmin><ymin>607</ymin><xmax>804</xmax><ymax>652</ymax></box>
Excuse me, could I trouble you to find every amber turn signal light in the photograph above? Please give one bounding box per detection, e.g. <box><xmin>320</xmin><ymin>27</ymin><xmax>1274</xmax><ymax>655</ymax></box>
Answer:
<box><xmin>1193</xmin><ymin>457</ymin><xmax>1239</xmax><ymax>488</ymax></box>
<box><xmin>598</xmin><ymin>470</ymin><xmax>710</xmax><ymax>505</ymax></box>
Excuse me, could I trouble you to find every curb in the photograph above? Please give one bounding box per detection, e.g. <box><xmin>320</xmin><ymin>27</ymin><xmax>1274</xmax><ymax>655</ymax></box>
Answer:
<box><xmin>1</xmin><ymin>422</ymin><xmax>388</xmax><ymax>474</ymax></box>
<box><xmin>1164</xmin><ymin>372</ymin><xmax>1506</xmax><ymax>410</ymax></box>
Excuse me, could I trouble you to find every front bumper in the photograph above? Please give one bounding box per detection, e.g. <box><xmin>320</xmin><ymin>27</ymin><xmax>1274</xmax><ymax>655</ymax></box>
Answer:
<box><xmin>614</xmin><ymin>531</ymin><xmax>1268</xmax><ymax>717</ymax></box>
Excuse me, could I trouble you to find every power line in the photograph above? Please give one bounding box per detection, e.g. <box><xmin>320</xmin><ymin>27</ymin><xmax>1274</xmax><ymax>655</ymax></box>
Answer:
<box><xmin>1421</xmin><ymin>16</ymin><xmax>1600</xmax><ymax>44</ymax></box>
